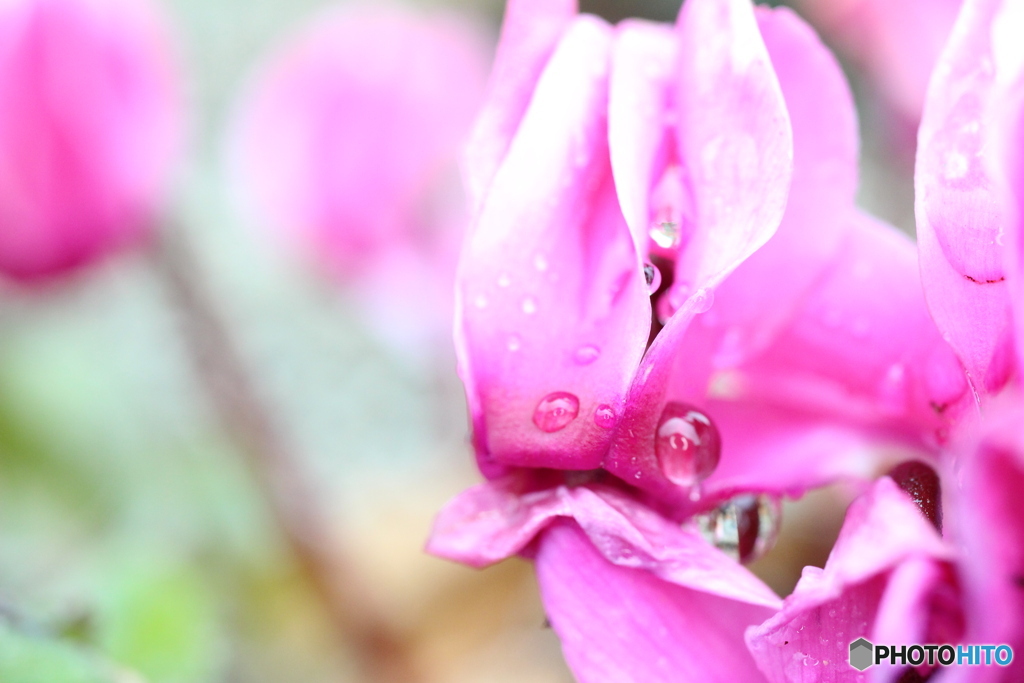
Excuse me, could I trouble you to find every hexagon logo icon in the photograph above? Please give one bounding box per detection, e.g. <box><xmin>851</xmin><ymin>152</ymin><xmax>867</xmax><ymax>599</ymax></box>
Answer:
<box><xmin>849</xmin><ymin>638</ymin><xmax>874</xmax><ymax>671</ymax></box>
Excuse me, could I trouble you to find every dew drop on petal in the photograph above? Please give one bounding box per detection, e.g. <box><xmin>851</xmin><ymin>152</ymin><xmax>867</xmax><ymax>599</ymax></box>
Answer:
<box><xmin>643</xmin><ymin>262</ymin><xmax>662</xmax><ymax>294</ymax></box>
<box><xmin>594</xmin><ymin>404</ymin><xmax>616</xmax><ymax>429</ymax></box>
<box><xmin>574</xmin><ymin>345</ymin><xmax>600</xmax><ymax>365</ymax></box>
<box><xmin>692</xmin><ymin>288</ymin><xmax>714</xmax><ymax>313</ymax></box>
<box><xmin>694</xmin><ymin>494</ymin><xmax>782</xmax><ymax>564</ymax></box>
<box><xmin>533</xmin><ymin>392</ymin><xmax>580</xmax><ymax>433</ymax></box>
<box><xmin>655</xmin><ymin>402</ymin><xmax>721</xmax><ymax>487</ymax></box>
<box><xmin>649</xmin><ymin>221</ymin><xmax>681</xmax><ymax>249</ymax></box>
<box><xmin>522</xmin><ymin>297</ymin><xmax>537</xmax><ymax>315</ymax></box>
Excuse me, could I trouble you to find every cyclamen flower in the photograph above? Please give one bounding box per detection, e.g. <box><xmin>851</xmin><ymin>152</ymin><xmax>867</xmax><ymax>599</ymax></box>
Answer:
<box><xmin>747</xmin><ymin>1</ymin><xmax>1024</xmax><ymax>680</ymax></box>
<box><xmin>429</xmin><ymin>0</ymin><xmax>962</xmax><ymax>680</ymax></box>
<box><xmin>0</xmin><ymin>0</ymin><xmax>183</xmax><ymax>282</ymax></box>
<box><xmin>227</xmin><ymin>5</ymin><xmax>489</xmax><ymax>351</ymax></box>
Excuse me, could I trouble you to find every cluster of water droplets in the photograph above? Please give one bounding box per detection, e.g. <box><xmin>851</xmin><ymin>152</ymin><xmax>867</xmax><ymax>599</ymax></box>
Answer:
<box><xmin>530</xmin><ymin>391</ymin><xmax>618</xmax><ymax>433</ymax></box>
<box><xmin>693</xmin><ymin>494</ymin><xmax>782</xmax><ymax>564</ymax></box>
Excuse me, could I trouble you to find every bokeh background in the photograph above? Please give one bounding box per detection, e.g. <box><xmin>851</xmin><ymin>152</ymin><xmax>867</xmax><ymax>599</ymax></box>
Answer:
<box><xmin>0</xmin><ymin>0</ymin><xmax>934</xmax><ymax>681</ymax></box>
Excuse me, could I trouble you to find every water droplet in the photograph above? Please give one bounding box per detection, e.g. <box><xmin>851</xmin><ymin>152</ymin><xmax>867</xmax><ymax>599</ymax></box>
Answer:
<box><xmin>498</xmin><ymin>273</ymin><xmax>511</xmax><ymax>288</ymax></box>
<box><xmin>655</xmin><ymin>402</ymin><xmax>721</xmax><ymax>487</ymax></box>
<box><xmin>643</xmin><ymin>262</ymin><xmax>662</xmax><ymax>294</ymax></box>
<box><xmin>692</xmin><ymin>288</ymin><xmax>714</xmax><ymax>313</ymax></box>
<box><xmin>574</xmin><ymin>345</ymin><xmax>600</xmax><ymax>365</ymax></box>
<box><xmin>473</xmin><ymin>294</ymin><xmax>488</xmax><ymax>309</ymax></box>
<box><xmin>507</xmin><ymin>335</ymin><xmax>521</xmax><ymax>352</ymax></box>
<box><xmin>532</xmin><ymin>392</ymin><xmax>580</xmax><ymax>433</ymax></box>
<box><xmin>694</xmin><ymin>494</ymin><xmax>782</xmax><ymax>564</ymax></box>
<box><xmin>594</xmin><ymin>404</ymin><xmax>616</xmax><ymax>429</ymax></box>
<box><xmin>533</xmin><ymin>254</ymin><xmax>549</xmax><ymax>272</ymax></box>
<box><xmin>522</xmin><ymin>297</ymin><xmax>537</xmax><ymax>315</ymax></box>
<box><xmin>649</xmin><ymin>221</ymin><xmax>681</xmax><ymax>249</ymax></box>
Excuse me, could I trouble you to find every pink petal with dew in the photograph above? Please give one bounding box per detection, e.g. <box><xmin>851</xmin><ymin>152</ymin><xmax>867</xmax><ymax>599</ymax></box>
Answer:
<box><xmin>0</xmin><ymin>0</ymin><xmax>183</xmax><ymax>281</ymax></box>
<box><xmin>462</xmin><ymin>0</ymin><xmax>575</xmax><ymax>209</ymax></box>
<box><xmin>673</xmin><ymin>0</ymin><xmax>793</xmax><ymax>292</ymax></box>
<box><xmin>947</xmin><ymin>402</ymin><xmax>1024</xmax><ymax>683</ymax></box>
<box><xmin>427</xmin><ymin>480</ymin><xmax>780</xmax><ymax>610</ymax></box>
<box><xmin>458</xmin><ymin>16</ymin><xmax>650</xmax><ymax>471</ymax></box>
<box><xmin>916</xmin><ymin>0</ymin><xmax>1014</xmax><ymax>394</ymax></box>
<box><xmin>537</xmin><ymin>521</ymin><xmax>774</xmax><ymax>683</ymax></box>
<box><xmin>608</xmin><ymin>19</ymin><xmax>677</xmax><ymax>254</ymax></box>
<box><xmin>227</xmin><ymin>5</ymin><xmax>487</xmax><ymax>278</ymax></box>
<box><xmin>746</xmin><ymin>478</ymin><xmax>956</xmax><ymax>683</ymax></box>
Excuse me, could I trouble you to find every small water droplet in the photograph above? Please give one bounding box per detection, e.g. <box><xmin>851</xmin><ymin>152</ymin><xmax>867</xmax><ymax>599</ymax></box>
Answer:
<box><xmin>498</xmin><ymin>273</ymin><xmax>511</xmax><ymax>287</ymax></box>
<box><xmin>649</xmin><ymin>222</ymin><xmax>681</xmax><ymax>250</ymax></box>
<box><xmin>643</xmin><ymin>262</ymin><xmax>662</xmax><ymax>294</ymax></box>
<box><xmin>594</xmin><ymin>404</ymin><xmax>616</xmax><ymax>429</ymax></box>
<box><xmin>532</xmin><ymin>392</ymin><xmax>580</xmax><ymax>433</ymax></box>
<box><xmin>474</xmin><ymin>294</ymin><xmax>488</xmax><ymax>309</ymax></box>
<box><xmin>694</xmin><ymin>494</ymin><xmax>782</xmax><ymax>564</ymax></box>
<box><xmin>533</xmin><ymin>254</ymin><xmax>549</xmax><ymax>272</ymax></box>
<box><xmin>655</xmin><ymin>402</ymin><xmax>721</xmax><ymax>487</ymax></box>
<box><xmin>507</xmin><ymin>335</ymin><xmax>521</xmax><ymax>352</ymax></box>
<box><xmin>692</xmin><ymin>288</ymin><xmax>714</xmax><ymax>313</ymax></box>
<box><xmin>522</xmin><ymin>297</ymin><xmax>537</xmax><ymax>315</ymax></box>
<box><xmin>574</xmin><ymin>345</ymin><xmax>600</xmax><ymax>365</ymax></box>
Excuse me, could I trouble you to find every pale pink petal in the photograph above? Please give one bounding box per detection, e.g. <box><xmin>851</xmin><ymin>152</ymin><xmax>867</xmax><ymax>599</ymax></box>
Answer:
<box><xmin>0</xmin><ymin>0</ymin><xmax>183</xmax><ymax>281</ymax></box>
<box><xmin>916</xmin><ymin>0</ymin><xmax>1014</xmax><ymax>395</ymax></box>
<box><xmin>427</xmin><ymin>480</ymin><xmax>781</xmax><ymax>609</ymax></box>
<box><xmin>458</xmin><ymin>17</ymin><xmax>650</xmax><ymax>471</ymax></box>
<box><xmin>746</xmin><ymin>478</ymin><xmax>955</xmax><ymax>683</ymax></box>
<box><xmin>537</xmin><ymin>521</ymin><xmax>773</xmax><ymax>683</ymax></box>
<box><xmin>673</xmin><ymin>0</ymin><xmax>793</xmax><ymax>292</ymax></box>
<box><xmin>607</xmin><ymin>19</ymin><xmax>676</xmax><ymax>252</ymax></box>
<box><xmin>462</xmin><ymin>0</ymin><xmax>576</xmax><ymax>208</ymax></box>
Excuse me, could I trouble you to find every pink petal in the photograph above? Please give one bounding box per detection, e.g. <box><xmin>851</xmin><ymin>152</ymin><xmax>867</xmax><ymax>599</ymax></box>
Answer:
<box><xmin>673</xmin><ymin>0</ymin><xmax>793</xmax><ymax>292</ymax></box>
<box><xmin>537</xmin><ymin>521</ymin><xmax>774</xmax><ymax>683</ymax></box>
<box><xmin>607</xmin><ymin>19</ymin><xmax>677</xmax><ymax>252</ymax></box>
<box><xmin>462</xmin><ymin>0</ymin><xmax>576</xmax><ymax>209</ymax></box>
<box><xmin>0</xmin><ymin>0</ymin><xmax>183</xmax><ymax>281</ymax></box>
<box><xmin>458</xmin><ymin>16</ymin><xmax>651</xmax><ymax>471</ymax></box>
<box><xmin>427</xmin><ymin>480</ymin><xmax>781</xmax><ymax>609</ymax></box>
<box><xmin>916</xmin><ymin>0</ymin><xmax>1015</xmax><ymax>394</ymax></box>
<box><xmin>746</xmin><ymin>478</ymin><xmax>955</xmax><ymax>683</ymax></box>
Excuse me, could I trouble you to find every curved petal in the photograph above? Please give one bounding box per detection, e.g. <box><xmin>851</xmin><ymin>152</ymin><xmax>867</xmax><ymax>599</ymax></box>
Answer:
<box><xmin>458</xmin><ymin>16</ymin><xmax>651</xmax><ymax>471</ymax></box>
<box><xmin>673</xmin><ymin>0</ymin><xmax>793</xmax><ymax>292</ymax></box>
<box><xmin>427</xmin><ymin>481</ymin><xmax>781</xmax><ymax>609</ymax></box>
<box><xmin>745</xmin><ymin>478</ymin><xmax>956</xmax><ymax>683</ymax></box>
<box><xmin>537</xmin><ymin>521</ymin><xmax>773</xmax><ymax>683</ymax></box>
<box><xmin>608</xmin><ymin>19</ymin><xmax>677</xmax><ymax>252</ymax></box>
<box><xmin>462</xmin><ymin>0</ymin><xmax>576</xmax><ymax>209</ymax></box>
<box><xmin>916</xmin><ymin>0</ymin><xmax>1014</xmax><ymax>394</ymax></box>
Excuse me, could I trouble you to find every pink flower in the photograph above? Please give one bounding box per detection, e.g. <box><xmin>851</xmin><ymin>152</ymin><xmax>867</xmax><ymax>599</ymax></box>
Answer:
<box><xmin>746</xmin><ymin>1</ymin><xmax>1024</xmax><ymax>679</ymax></box>
<box><xmin>0</xmin><ymin>0</ymin><xmax>183</xmax><ymax>282</ymax></box>
<box><xmin>227</xmin><ymin>4</ymin><xmax>489</xmax><ymax>351</ymax></box>
<box><xmin>430</xmin><ymin>0</ymin><xmax>962</xmax><ymax>679</ymax></box>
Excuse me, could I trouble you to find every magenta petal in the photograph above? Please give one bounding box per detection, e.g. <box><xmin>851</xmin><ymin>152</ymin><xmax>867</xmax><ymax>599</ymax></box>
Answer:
<box><xmin>608</xmin><ymin>19</ymin><xmax>677</xmax><ymax>252</ymax></box>
<box><xmin>458</xmin><ymin>17</ymin><xmax>650</xmax><ymax>471</ymax></box>
<box><xmin>462</xmin><ymin>0</ymin><xmax>576</xmax><ymax>208</ymax></box>
<box><xmin>746</xmin><ymin>478</ymin><xmax>953</xmax><ymax>683</ymax></box>
<box><xmin>673</xmin><ymin>0</ymin><xmax>793</xmax><ymax>292</ymax></box>
<box><xmin>537</xmin><ymin>521</ymin><xmax>773</xmax><ymax>683</ymax></box>
<box><xmin>916</xmin><ymin>0</ymin><xmax>1014</xmax><ymax>393</ymax></box>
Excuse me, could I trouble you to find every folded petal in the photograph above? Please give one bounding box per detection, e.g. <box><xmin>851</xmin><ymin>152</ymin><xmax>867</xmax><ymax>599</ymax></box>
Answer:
<box><xmin>673</xmin><ymin>0</ymin><xmax>793</xmax><ymax>292</ymax></box>
<box><xmin>537</xmin><ymin>521</ymin><xmax>773</xmax><ymax>683</ymax></box>
<box><xmin>746</xmin><ymin>478</ymin><xmax>956</xmax><ymax>683</ymax></box>
<box><xmin>462</xmin><ymin>0</ymin><xmax>576</xmax><ymax>208</ymax></box>
<box><xmin>458</xmin><ymin>16</ymin><xmax>651</xmax><ymax>471</ymax></box>
<box><xmin>916</xmin><ymin>0</ymin><xmax>1015</xmax><ymax>394</ymax></box>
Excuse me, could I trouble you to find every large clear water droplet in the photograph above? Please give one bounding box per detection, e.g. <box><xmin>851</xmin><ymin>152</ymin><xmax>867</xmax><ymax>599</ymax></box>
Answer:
<box><xmin>655</xmin><ymin>402</ymin><xmax>721</xmax><ymax>487</ymax></box>
<box><xmin>533</xmin><ymin>392</ymin><xmax>580</xmax><ymax>433</ymax></box>
<box><xmin>649</xmin><ymin>221</ymin><xmax>681</xmax><ymax>249</ymax></box>
<box><xmin>643</xmin><ymin>261</ymin><xmax>662</xmax><ymax>294</ymax></box>
<box><xmin>594</xmin><ymin>404</ymin><xmax>617</xmax><ymax>429</ymax></box>
<box><xmin>695</xmin><ymin>494</ymin><xmax>782</xmax><ymax>564</ymax></box>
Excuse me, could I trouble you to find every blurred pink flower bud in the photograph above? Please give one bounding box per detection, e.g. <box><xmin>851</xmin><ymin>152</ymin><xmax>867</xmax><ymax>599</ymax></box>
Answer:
<box><xmin>227</xmin><ymin>4</ymin><xmax>490</xmax><ymax>350</ymax></box>
<box><xmin>0</xmin><ymin>0</ymin><xmax>184</xmax><ymax>282</ymax></box>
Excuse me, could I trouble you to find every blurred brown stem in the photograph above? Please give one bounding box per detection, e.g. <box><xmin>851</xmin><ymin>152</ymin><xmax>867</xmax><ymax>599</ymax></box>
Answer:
<box><xmin>153</xmin><ymin>227</ymin><xmax>421</xmax><ymax>683</ymax></box>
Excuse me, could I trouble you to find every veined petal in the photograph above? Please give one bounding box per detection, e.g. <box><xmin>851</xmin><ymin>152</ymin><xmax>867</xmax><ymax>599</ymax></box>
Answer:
<box><xmin>746</xmin><ymin>478</ymin><xmax>955</xmax><ymax>683</ymax></box>
<box><xmin>462</xmin><ymin>0</ymin><xmax>576</xmax><ymax>209</ymax></box>
<box><xmin>916</xmin><ymin>0</ymin><xmax>1014</xmax><ymax>394</ymax></box>
<box><xmin>537</xmin><ymin>521</ymin><xmax>773</xmax><ymax>683</ymax></box>
<box><xmin>458</xmin><ymin>16</ymin><xmax>650</xmax><ymax>471</ymax></box>
<box><xmin>673</xmin><ymin>0</ymin><xmax>793</xmax><ymax>292</ymax></box>
<box><xmin>608</xmin><ymin>19</ymin><xmax>676</xmax><ymax>253</ymax></box>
